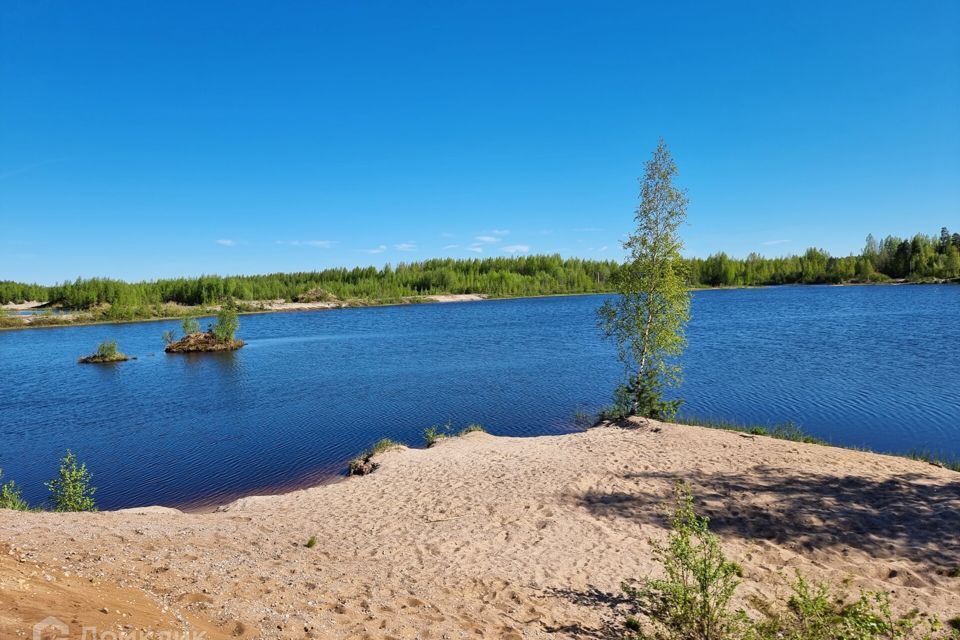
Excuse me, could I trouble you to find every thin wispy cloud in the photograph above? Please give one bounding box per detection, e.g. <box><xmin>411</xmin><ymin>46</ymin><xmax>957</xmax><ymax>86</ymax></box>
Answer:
<box><xmin>443</xmin><ymin>244</ymin><xmax>460</xmax><ymax>250</ymax></box>
<box><xmin>763</xmin><ymin>239</ymin><xmax>791</xmax><ymax>246</ymax></box>
<box><xmin>474</xmin><ymin>235</ymin><xmax>499</xmax><ymax>243</ymax></box>
<box><xmin>394</xmin><ymin>242</ymin><xmax>416</xmax><ymax>251</ymax></box>
<box><xmin>215</xmin><ymin>239</ymin><xmax>236</xmax><ymax>247</ymax></box>
<box><xmin>501</xmin><ymin>244</ymin><xmax>530</xmax><ymax>254</ymax></box>
<box><xmin>491</xmin><ymin>229</ymin><xmax>510</xmax><ymax>236</ymax></box>
<box><xmin>0</xmin><ymin>158</ymin><xmax>67</xmax><ymax>181</ymax></box>
<box><xmin>277</xmin><ymin>240</ymin><xmax>336</xmax><ymax>248</ymax></box>
<box><xmin>465</xmin><ymin>245</ymin><xmax>483</xmax><ymax>253</ymax></box>
<box><xmin>363</xmin><ymin>245</ymin><xmax>388</xmax><ymax>254</ymax></box>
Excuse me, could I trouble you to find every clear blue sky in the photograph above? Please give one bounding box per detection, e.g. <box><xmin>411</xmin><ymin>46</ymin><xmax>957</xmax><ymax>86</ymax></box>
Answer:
<box><xmin>1</xmin><ymin>1</ymin><xmax>957</xmax><ymax>284</ymax></box>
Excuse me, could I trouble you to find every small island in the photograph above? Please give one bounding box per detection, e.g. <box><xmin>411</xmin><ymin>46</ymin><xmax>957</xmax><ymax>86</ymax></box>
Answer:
<box><xmin>78</xmin><ymin>340</ymin><xmax>129</xmax><ymax>364</ymax></box>
<box><xmin>163</xmin><ymin>307</ymin><xmax>244</xmax><ymax>353</ymax></box>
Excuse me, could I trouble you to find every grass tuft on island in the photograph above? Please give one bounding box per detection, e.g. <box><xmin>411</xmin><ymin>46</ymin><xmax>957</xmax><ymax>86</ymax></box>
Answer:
<box><xmin>78</xmin><ymin>340</ymin><xmax>129</xmax><ymax>364</ymax></box>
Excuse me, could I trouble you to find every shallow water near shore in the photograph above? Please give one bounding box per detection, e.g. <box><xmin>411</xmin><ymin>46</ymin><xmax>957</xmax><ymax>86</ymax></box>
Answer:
<box><xmin>1</xmin><ymin>285</ymin><xmax>958</xmax><ymax>510</ymax></box>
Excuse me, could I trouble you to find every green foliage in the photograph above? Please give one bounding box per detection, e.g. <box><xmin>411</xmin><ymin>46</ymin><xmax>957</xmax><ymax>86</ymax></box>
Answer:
<box><xmin>424</xmin><ymin>423</ymin><xmax>449</xmax><ymax>447</ymax></box>
<box><xmin>1</xmin><ymin>225</ymin><xmax>957</xmax><ymax>316</ymax></box>
<box><xmin>424</xmin><ymin>423</ymin><xmax>485</xmax><ymax>446</ymax></box>
<box><xmin>305</xmin><ymin>535</ymin><xmax>317</xmax><ymax>548</ymax></box>
<box><xmin>0</xmin><ymin>469</ymin><xmax>29</xmax><ymax>511</ymax></box>
<box><xmin>623</xmin><ymin>481</ymin><xmax>745</xmax><ymax>640</ymax></box>
<box><xmin>625</xmin><ymin>486</ymin><xmax>957</xmax><ymax>640</ymax></box>
<box><xmin>573</xmin><ymin>410</ymin><xmax>597</xmax><ymax>429</ymax></box>
<box><xmin>752</xmin><ymin>574</ymin><xmax>911</xmax><ymax>640</ymax></box>
<box><xmin>161</xmin><ymin>329</ymin><xmax>176</xmax><ymax>345</ymax></box>
<box><xmin>45</xmin><ymin>450</ymin><xmax>97</xmax><ymax>512</ymax></box>
<box><xmin>181</xmin><ymin>316</ymin><xmax>200</xmax><ymax>334</ymax></box>
<box><xmin>211</xmin><ymin>307</ymin><xmax>239</xmax><ymax>343</ymax></box>
<box><xmin>96</xmin><ymin>340</ymin><xmax>121</xmax><ymax>359</ymax></box>
<box><xmin>902</xmin><ymin>450</ymin><xmax>960</xmax><ymax>473</ymax></box>
<box><xmin>599</xmin><ymin>140</ymin><xmax>691</xmax><ymax>419</ymax></box>
<box><xmin>370</xmin><ymin>438</ymin><xmax>401</xmax><ymax>455</ymax></box>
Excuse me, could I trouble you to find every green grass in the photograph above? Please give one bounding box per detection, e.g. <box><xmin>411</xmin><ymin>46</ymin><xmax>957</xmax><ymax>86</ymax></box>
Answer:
<box><xmin>902</xmin><ymin>450</ymin><xmax>960</xmax><ymax>473</ymax></box>
<box><xmin>305</xmin><ymin>535</ymin><xmax>317</xmax><ymax>548</ymax></box>
<box><xmin>676</xmin><ymin>417</ymin><xmax>828</xmax><ymax>445</ymax></box>
<box><xmin>458</xmin><ymin>424</ymin><xmax>485</xmax><ymax>436</ymax></box>
<box><xmin>424</xmin><ymin>423</ymin><xmax>486</xmax><ymax>447</ymax></box>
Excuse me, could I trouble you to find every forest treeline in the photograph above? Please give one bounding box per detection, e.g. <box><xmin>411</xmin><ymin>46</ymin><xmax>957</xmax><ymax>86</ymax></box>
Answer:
<box><xmin>1</xmin><ymin>227</ymin><xmax>958</xmax><ymax>312</ymax></box>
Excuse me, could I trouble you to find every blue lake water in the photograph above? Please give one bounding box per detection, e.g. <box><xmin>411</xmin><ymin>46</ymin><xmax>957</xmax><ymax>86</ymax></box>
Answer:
<box><xmin>1</xmin><ymin>285</ymin><xmax>958</xmax><ymax>510</ymax></box>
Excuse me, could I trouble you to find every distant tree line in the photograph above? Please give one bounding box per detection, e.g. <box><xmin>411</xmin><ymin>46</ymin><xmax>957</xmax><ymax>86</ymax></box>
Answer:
<box><xmin>1</xmin><ymin>228</ymin><xmax>957</xmax><ymax>309</ymax></box>
<box><xmin>690</xmin><ymin>227</ymin><xmax>960</xmax><ymax>287</ymax></box>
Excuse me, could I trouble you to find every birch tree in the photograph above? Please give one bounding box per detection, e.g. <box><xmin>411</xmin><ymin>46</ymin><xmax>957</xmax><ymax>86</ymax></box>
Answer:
<box><xmin>598</xmin><ymin>139</ymin><xmax>690</xmax><ymax>419</ymax></box>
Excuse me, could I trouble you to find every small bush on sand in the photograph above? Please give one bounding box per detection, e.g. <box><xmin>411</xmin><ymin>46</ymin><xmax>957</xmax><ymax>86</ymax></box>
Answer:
<box><xmin>46</xmin><ymin>450</ymin><xmax>96</xmax><ymax>512</ymax></box>
<box><xmin>0</xmin><ymin>470</ymin><xmax>29</xmax><ymax>511</ymax></box>
<box><xmin>751</xmin><ymin>574</ymin><xmax>909</xmax><ymax>640</ymax></box>
<box><xmin>623</xmin><ymin>481</ymin><xmax>746</xmax><ymax>640</ymax></box>
<box><xmin>305</xmin><ymin>536</ymin><xmax>317</xmax><ymax>548</ymax></box>
<box><xmin>625</xmin><ymin>484</ymin><xmax>957</xmax><ymax>640</ymax></box>
<box><xmin>424</xmin><ymin>423</ymin><xmax>451</xmax><ymax>447</ymax></box>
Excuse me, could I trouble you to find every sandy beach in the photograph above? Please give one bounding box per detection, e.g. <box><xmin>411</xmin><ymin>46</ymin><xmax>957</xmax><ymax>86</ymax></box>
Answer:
<box><xmin>2</xmin><ymin>419</ymin><xmax>958</xmax><ymax>638</ymax></box>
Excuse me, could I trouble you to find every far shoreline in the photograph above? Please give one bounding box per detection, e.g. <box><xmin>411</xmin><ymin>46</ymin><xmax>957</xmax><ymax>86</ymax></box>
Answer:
<box><xmin>2</xmin><ymin>279</ymin><xmax>954</xmax><ymax>334</ymax></box>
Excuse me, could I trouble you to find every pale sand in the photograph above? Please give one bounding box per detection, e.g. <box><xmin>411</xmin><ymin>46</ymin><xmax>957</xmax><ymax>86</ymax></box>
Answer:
<box><xmin>2</xmin><ymin>420</ymin><xmax>958</xmax><ymax>638</ymax></box>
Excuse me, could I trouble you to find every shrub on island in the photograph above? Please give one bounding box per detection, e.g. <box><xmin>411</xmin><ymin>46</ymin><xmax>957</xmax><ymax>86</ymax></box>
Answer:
<box><xmin>164</xmin><ymin>307</ymin><xmax>245</xmax><ymax>353</ymax></box>
<box><xmin>78</xmin><ymin>340</ymin><xmax>129</xmax><ymax>364</ymax></box>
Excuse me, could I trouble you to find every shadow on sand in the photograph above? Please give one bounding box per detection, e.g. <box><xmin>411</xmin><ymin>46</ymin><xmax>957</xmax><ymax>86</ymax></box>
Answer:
<box><xmin>578</xmin><ymin>466</ymin><xmax>960</xmax><ymax>569</ymax></box>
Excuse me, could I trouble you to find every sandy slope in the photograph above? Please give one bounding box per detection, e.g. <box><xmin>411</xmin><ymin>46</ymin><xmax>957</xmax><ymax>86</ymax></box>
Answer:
<box><xmin>1</xmin><ymin>420</ymin><xmax>958</xmax><ymax>638</ymax></box>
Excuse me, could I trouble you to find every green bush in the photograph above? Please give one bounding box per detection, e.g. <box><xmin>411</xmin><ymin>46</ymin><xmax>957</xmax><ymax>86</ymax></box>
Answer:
<box><xmin>624</xmin><ymin>481</ymin><xmax>746</xmax><ymax>640</ymax></box>
<box><xmin>181</xmin><ymin>316</ymin><xmax>200</xmax><ymax>334</ymax></box>
<box><xmin>0</xmin><ymin>470</ymin><xmax>29</xmax><ymax>511</ymax></box>
<box><xmin>211</xmin><ymin>307</ymin><xmax>239</xmax><ymax>343</ymax></box>
<box><xmin>46</xmin><ymin>450</ymin><xmax>97</xmax><ymax>512</ymax></box>
<box><xmin>161</xmin><ymin>329</ymin><xmax>176</xmax><ymax>345</ymax></box>
<box><xmin>624</xmin><ymin>485</ymin><xmax>958</xmax><ymax>640</ymax></box>
<box><xmin>752</xmin><ymin>574</ymin><xmax>909</xmax><ymax>640</ymax></box>
<box><xmin>96</xmin><ymin>340</ymin><xmax>121</xmax><ymax>359</ymax></box>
